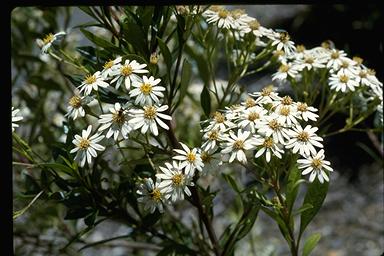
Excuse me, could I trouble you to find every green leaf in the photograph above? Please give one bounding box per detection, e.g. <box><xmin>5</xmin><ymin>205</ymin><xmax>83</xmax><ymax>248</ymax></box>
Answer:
<box><xmin>13</xmin><ymin>191</ymin><xmax>44</xmax><ymax>219</ymax></box>
<box><xmin>293</xmin><ymin>203</ymin><xmax>313</xmax><ymax>216</ymax></box>
<box><xmin>302</xmin><ymin>233</ymin><xmax>321</xmax><ymax>256</ymax></box>
<box><xmin>286</xmin><ymin>166</ymin><xmax>302</xmax><ymax>213</ymax></box>
<box><xmin>179</xmin><ymin>59</ymin><xmax>192</xmax><ymax>102</ymax></box>
<box><xmin>222</xmin><ymin>173</ymin><xmax>241</xmax><ymax>193</ymax></box>
<box><xmin>300</xmin><ymin>180</ymin><xmax>329</xmax><ymax>235</ymax></box>
<box><xmin>84</xmin><ymin>210</ymin><xmax>99</xmax><ymax>227</ymax></box>
<box><xmin>80</xmin><ymin>28</ymin><xmax>120</xmax><ymax>53</ymax></box>
<box><xmin>157</xmin><ymin>37</ymin><xmax>172</xmax><ymax>71</ymax></box>
<box><xmin>200</xmin><ymin>86</ymin><xmax>211</xmax><ymax>117</ymax></box>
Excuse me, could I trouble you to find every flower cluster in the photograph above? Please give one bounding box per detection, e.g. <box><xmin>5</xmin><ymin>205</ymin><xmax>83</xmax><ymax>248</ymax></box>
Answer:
<box><xmin>67</xmin><ymin>56</ymin><xmax>171</xmax><ymax>167</ymax></box>
<box><xmin>199</xmin><ymin>86</ymin><xmax>333</xmax><ymax>183</ymax></box>
<box><xmin>202</xmin><ymin>5</ymin><xmax>383</xmax><ymax>127</ymax></box>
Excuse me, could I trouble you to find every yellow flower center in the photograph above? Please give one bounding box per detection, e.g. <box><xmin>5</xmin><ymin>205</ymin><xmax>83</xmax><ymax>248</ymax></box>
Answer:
<box><xmin>245</xmin><ymin>97</ymin><xmax>256</xmax><ymax>108</ymax></box>
<box><xmin>263</xmin><ymin>137</ymin><xmax>274</xmax><ymax>148</ymax></box>
<box><xmin>297</xmin><ymin>44</ymin><xmax>306</xmax><ymax>53</ymax></box>
<box><xmin>341</xmin><ymin>61</ymin><xmax>349</xmax><ymax>69</ymax></box>
<box><xmin>213</xmin><ymin>112</ymin><xmax>225</xmax><ymax>123</ymax></box>
<box><xmin>321</xmin><ymin>40</ymin><xmax>331</xmax><ymax>49</ymax></box>
<box><xmin>186</xmin><ymin>152</ymin><xmax>196</xmax><ymax>163</ymax></box>
<box><xmin>150</xmin><ymin>188</ymin><xmax>161</xmax><ymax>202</ymax></box>
<box><xmin>282</xmin><ymin>96</ymin><xmax>293</xmax><ymax>105</ymax></box>
<box><xmin>367</xmin><ymin>69</ymin><xmax>376</xmax><ymax>76</ymax></box>
<box><xmin>274</xmin><ymin>50</ymin><xmax>285</xmax><ymax>57</ymax></box>
<box><xmin>261</xmin><ymin>86</ymin><xmax>273</xmax><ymax>96</ymax></box>
<box><xmin>248</xmin><ymin>20</ymin><xmax>260</xmax><ymax>30</ymax></box>
<box><xmin>268</xmin><ymin>119</ymin><xmax>280</xmax><ymax>130</ymax></box>
<box><xmin>331</xmin><ymin>51</ymin><xmax>340</xmax><ymax>59</ymax></box>
<box><xmin>231</xmin><ymin>9</ymin><xmax>245</xmax><ymax>19</ymax></box>
<box><xmin>279</xmin><ymin>32</ymin><xmax>290</xmax><ymax>43</ymax></box>
<box><xmin>43</xmin><ymin>33</ymin><xmax>54</xmax><ymax>45</ymax></box>
<box><xmin>79</xmin><ymin>138</ymin><xmax>90</xmax><ymax>149</ymax></box>
<box><xmin>172</xmin><ymin>174</ymin><xmax>184</xmax><ymax>186</ymax></box>
<box><xmin>359</xmin><ymin>70</ymin><xmax>367</xmax><ymax>78</ymax></box>
<box><xmin>143</xmin><ymin>106</ymin><xmax>157</xmax><ymax>119</ymax></box>
<box><xmin>339</xmin><ymin>75</ymin><xmax>349</xmax><ymax>83</ymax></box>
<box><xmin>279</xmin><ymin>106</ymin><xmax>290</xmax><ymax>116</ymax></box>
<box><xmin>305</xmin><ymin>56</ymin><xmax>314</xmax><ymax>64</ymax></box>
<box><xmin>297</xmin><ymin>131</ymin><xmax>309</xmax><ymax>142</ymax></box>
<box><xmin>84</xmin><ymin>74</ymin><xmax>96</xmax><ymax>84</ymax></box>
<box><xmin>69</xmin><ymin>95</ymin><xmax>82</xmax><ymax>109</ymax></box>
<box><xmin>200</xmin><ymin>151</ymin><xmax>211</xmax><ymax>163</ymax></box>
<box><xmin>121</xmin><ymin>65</ymin><xmax>133</xmax><ymax>76</ymax></box>
<box><xmin>311</xmin><ymin>158</ymin><xmax>323</xmax><ymax>169</ymax></box>
<box><xmin>103</xmin><ymin>60</ymin><xmax>114</xmax><ymax>69</ymax></box>
<box><xmin>218</xmin><ymin>9</ymin><xmax>229</xmax><ymax>18</ymax></box>
<box><xmin>112</xmin><ymin>110</ymin><xmax>126</xmax><ymax>125</ymax></box>
<box><xmin>248</xmin><ymin>112</ymin><xmax>260</xmax><ymax>121</ymax></box>
<box><xmin>233</xmin><ymin>140</ymin><xmax>244</xmax><ymax>150</ymax></box>
<box><xmin>353</xmin><ymin>56</ymin><xmax>363</xmax><ymax>65</ymax></box>
<box><xmin>208</xmin><ymin>130</ymin><xmax>219</xmax><ymax>141</ymax></box>
<box><xmin>279</xmin><ymin>64</ymin><xmax>289</xmax><ymax>73</ymax></box>
<box><xmin>297</xmin><ymin>103</ymin><xmax>308</xmax><ymax>112</ymax></box>
<box><xmin>140</xmin><ymin>83</ymin><xmax>153</xmax><ymax>95</ymax></box>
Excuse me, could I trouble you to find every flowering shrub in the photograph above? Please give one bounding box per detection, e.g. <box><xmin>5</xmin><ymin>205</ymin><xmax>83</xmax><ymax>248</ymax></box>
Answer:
<box><xmin>12</xmin><ymin>5</ymin><xmax>383</xmax><ymax>255</ymax></box>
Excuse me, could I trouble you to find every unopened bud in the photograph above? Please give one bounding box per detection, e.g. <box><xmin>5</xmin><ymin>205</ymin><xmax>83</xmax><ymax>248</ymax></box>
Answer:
<box><xmin>150</xmin><ymin>52</ymin><xmax>158</xmax><ymax>65</ymax></box>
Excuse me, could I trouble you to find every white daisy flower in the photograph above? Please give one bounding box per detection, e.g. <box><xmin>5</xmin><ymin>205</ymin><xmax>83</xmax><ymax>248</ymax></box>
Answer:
<box><xmin>337</xmin><ymin>58</ymin><xmax>359</xmax><ymax>77</ymax></box>
<box><xmin>201</xmin><ymin>128</ymin><xmax>224</xmax><ymax>152</ymax></box>
<box><xmin>241</xmin><ymin>97</ymin><xmax>257</xmax><ymax>109</ymax></box>
<box><xmin>237</xmin><ymin>106</ymin><xmax>267</xmax><ymax>133</ymax></box>
<box><xmin>239</xmin><ymin>19</ymin><xmax>268</xmax><ymax>38</ymax></box>
<box><xmin>98</xmin><ymin>102</ymin><xmax>132</xmax><ymax>140</ymax></box>
<box><xmin>272</xmin><ymin>61</ymin><xmax>299</xmax><ymax>81</ymax></box>
<box><xmin>221</xmin><ymin>130</ymin><xmax>254</xmax><ymax>164</ymax></box>
<box><xmin>66</xmin><ymin>95</ymin><xmax>94</xmax><ymax>120</ymax></box>
<box><xmin>204</xmin><ymin>6</ymin><xmax>235</xmax><ymax>29</ymax></box>
<box><xmin>294</xmin><ymin>52</ymin><xmax>326</xmax><ymax>71</ymax></box>
<box><xmin>129</xmin><ymin>75</ymin><xmax>165</xmax><ymax>106</ymax></box>
<box><xmin>297</xmin><ymin>149</ymin><xmax>333</xmax><ymax>183</ymax></box>
<box><xmin>257</xmin><ymin>114</ymin><xmax>290</xmax><ymax>145</ymax></box>
<box><xmin>128</xmin><ymin>105</ymin><xmax>172</xmax><ymax>136</ymax></box>
<box><xmin>204</xmin><ymin>111</ymin><xmax>236</xmax><ymax>132</ymax></box>
<box><xmin>137</xmin><ymin>178</ymin><xmax>165</xmax><ymax>213</ymax></box>
<box><xmin>326</xmin><ymin>49</ymin><xmax>349</xmax><ymax>71</ymax></box>
<box><xmin>271</xmin><ymin>31</ymin><xmax>296</xmax><ymax>56</ymax></box>
<box><xmin>78</xmin><ymin>71</ymin><xmax>109</xmax><ymax>96</ymax></box>
<box><xmin>329</xmin><ymin>70</ymin><xmax>359</xmax><ymax>92</ymax></box>
<box><xmin>285</xmin><ymin>125</ymin><xmax>323</xmax><ymax>157</ymax></box>
<box><xmin>12</xmin><ymin>107</ymin><xmax>23</xmax><ymax>132</ymax></box>
<box><xmin>229</xmin><ymin>9</ymin><xmax>254</xmax><ymax>29</ymax></box>
<box><xmin>110</xmin><ymin>59</ymin><xmax>149</xmax><ymax>90</ymax></box>
<box><xmin>250</xmin><ymin>86</ymin><xmax>281</xmax><ymax>105</ymax></box>
<box><xmin>70</xmin><ymin>125</ymin><xmax>105</xmax><ymax>167</ymax></box>
<box><xmin>253</xmin><ymin>135</ymin><xmax>284</xmax><ymax>162</ymax></box>
<box><xmin>156</xmin><ymin>161</ymin><xmax>194</xmax><ymax>202</ymax></box>
<box><xmin>295</xmin><ymin>102</ymin><xmax>319</xmax><ymax>121</ymax></box>
<box><xmin>36</xmin><ymin>31</ymin><xmax>66</xmax><ymax>54</ymax></box>
<box><xmin>173</xmin><ymin>142</ymin><xmax>204</xmax><ymax>176</ymax></box>
<box><xmin>100</xmin><ymin>56</ymin><xmax>122</xmax><ymax>79</ymax></box>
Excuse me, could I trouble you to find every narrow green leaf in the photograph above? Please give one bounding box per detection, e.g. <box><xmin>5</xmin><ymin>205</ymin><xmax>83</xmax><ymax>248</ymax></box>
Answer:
<box><xmin>200</xmin><ymin>86</ymin><xmax>211</xmax><ymax>117</ymax></box>
<box><xmin>286</xmin><ymin>166</ymin><xmax>302</xmax><ymax>213</ymax></box>
<box><xmin>293</xmin><ymin>203</ymin><xmax>313</xmax><ymax>216</ymax></box>
<box><xmin>222</xmin><ymin>173</ymin><xmax>241</xmax><ymax>193</ymax></box>
<box><xmin>80</xmin><ymin>28</ymin><xmax>120</xmax><ymax>53</ymax></box>
<box><xmin>300</xmin><ymin>180</ymin><xmax>329</xmax><ymax>235</ymax></box>
<box><xmin>13</xmin><ymin>191</ymin><xmax>44</xmax><ymax>219</ymax></box>
<box><xmin>302</xmin><ymin>233</ymin><xmax>321</xmax><ymax>256</ymax></box>
<box><xmin>179</xmin><ymin>59</ymin><xmax>192</xmax><ymax>102</ymax></box>
<box><xmin>157</xmin><ymin>37</ymin><xmax>172</xmax><ymax>71</ymax></box>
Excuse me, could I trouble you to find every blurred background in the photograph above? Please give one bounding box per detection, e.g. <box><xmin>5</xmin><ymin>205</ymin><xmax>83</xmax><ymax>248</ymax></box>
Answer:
<box><xmin>12</xmin><ymin>5</ymin><xmax>383</xmax><ymax>256</ymax></box>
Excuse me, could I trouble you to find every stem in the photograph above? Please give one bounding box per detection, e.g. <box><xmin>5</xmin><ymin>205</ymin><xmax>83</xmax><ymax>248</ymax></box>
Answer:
<box><xmin>271</xmin><ymin>178</ymin><xmax>298</xmax><ymax>256</ymax></box>
<box><xmin>164</xmin><ymin>117</ymin><xmax>221</xmax><ymax>255</ymax></box>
